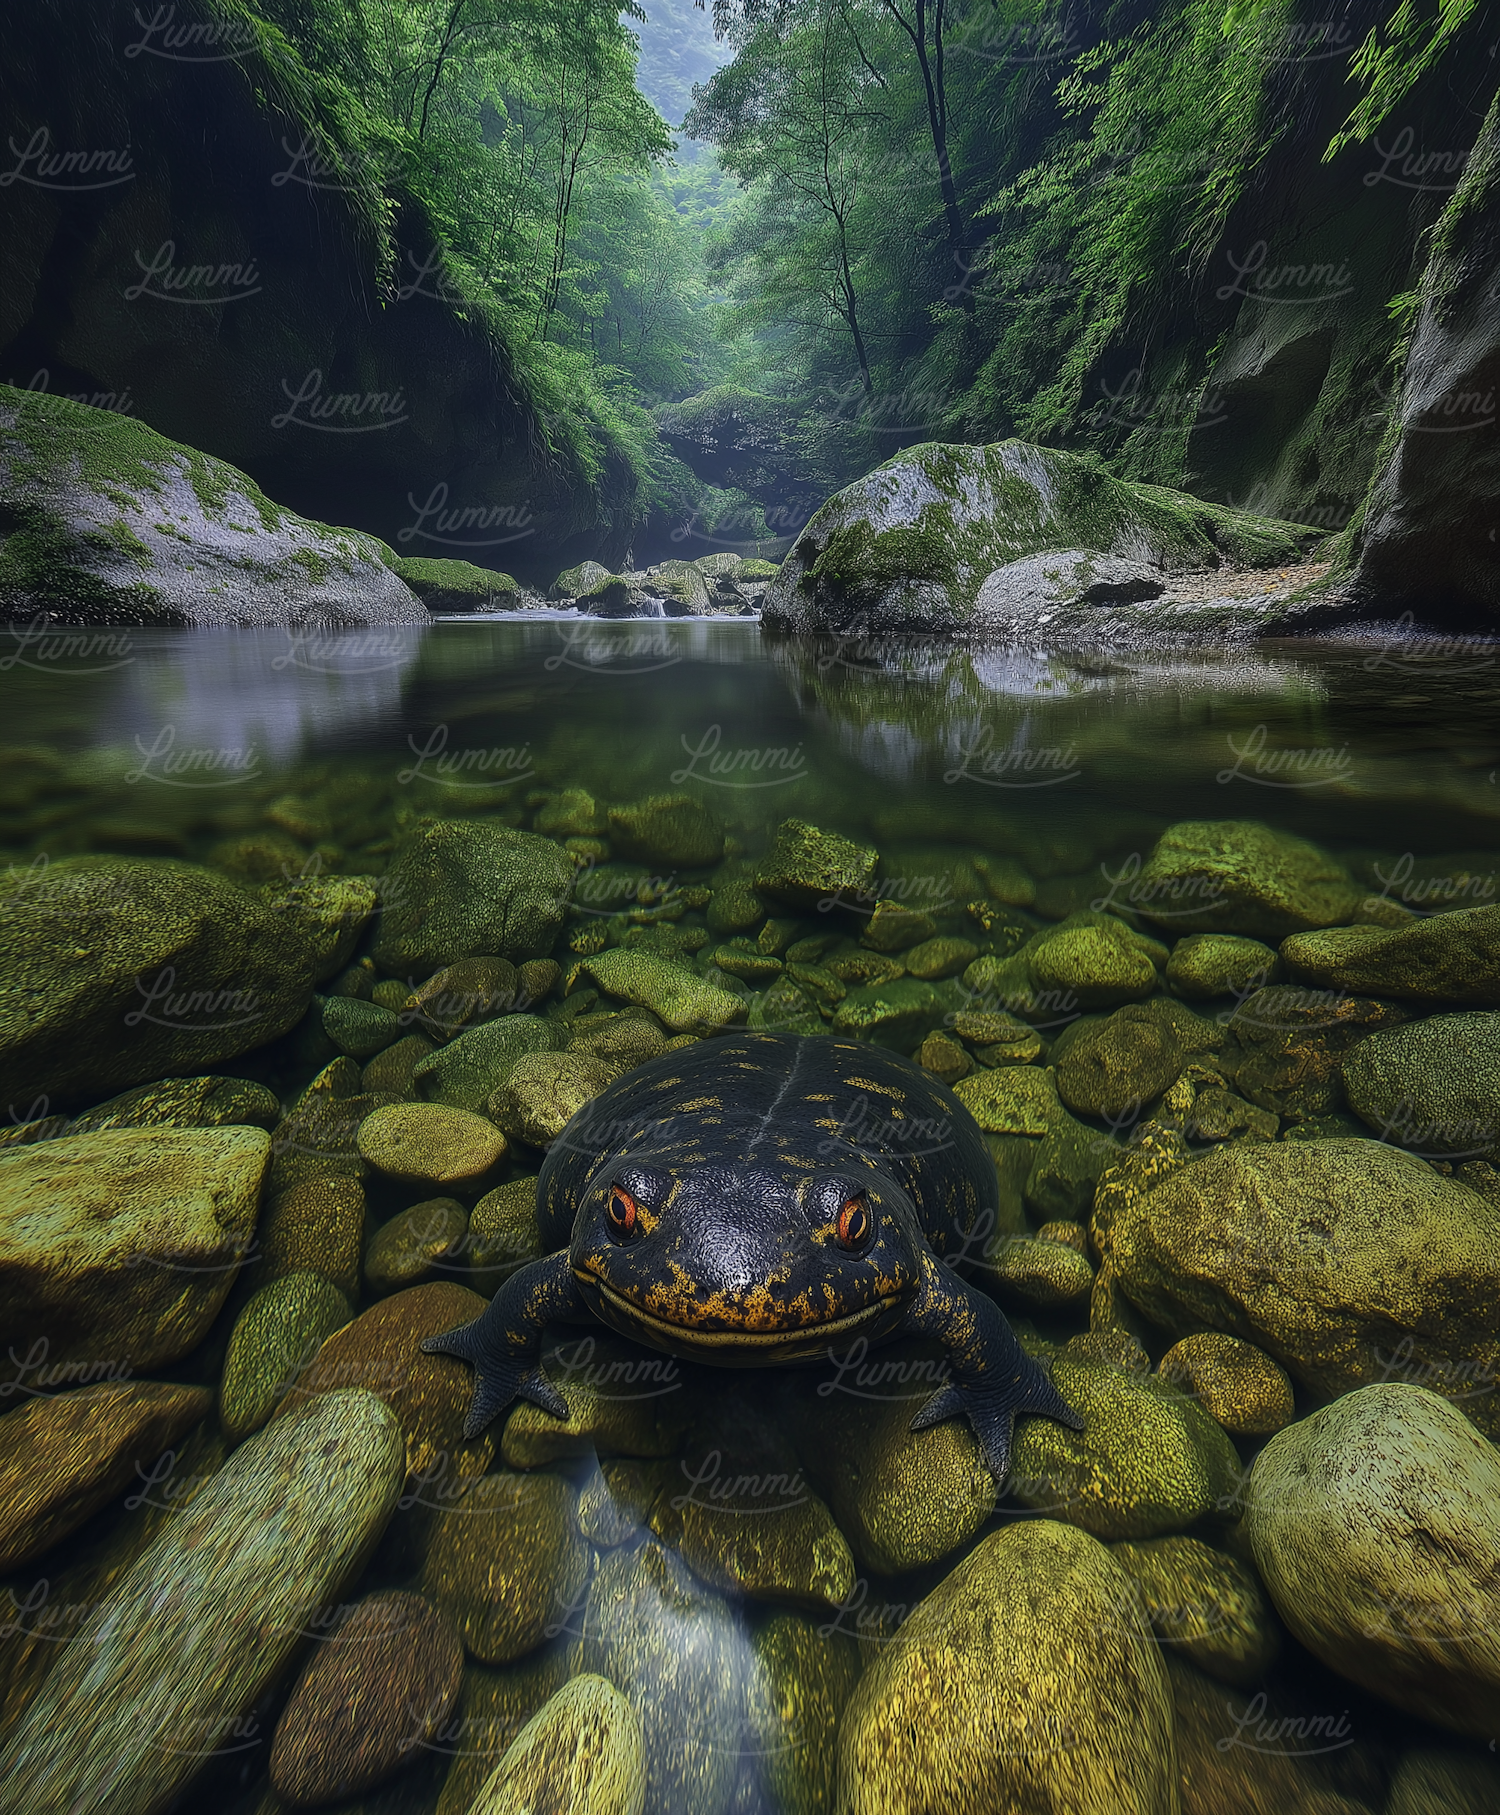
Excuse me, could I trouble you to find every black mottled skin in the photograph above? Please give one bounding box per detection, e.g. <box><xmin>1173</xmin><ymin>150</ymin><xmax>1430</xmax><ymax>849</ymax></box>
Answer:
<box><xmin>422</xmin><ymin>1031</ymin><xmax>1081</xmax><ymax>1485</ymax></box>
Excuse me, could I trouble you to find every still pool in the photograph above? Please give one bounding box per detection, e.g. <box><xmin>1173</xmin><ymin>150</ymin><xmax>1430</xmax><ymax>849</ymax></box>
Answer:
<box><xmin>1</xmin><ymin>619</ymin><xmax>1499</xmax><ymax>1815</ymax></box>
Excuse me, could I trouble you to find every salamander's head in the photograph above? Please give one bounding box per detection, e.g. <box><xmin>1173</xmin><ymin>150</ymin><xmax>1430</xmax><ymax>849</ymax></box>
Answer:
<box><xmin>568</xmin><ymin>1157</ymin><xmax>924</xmax><ymax>1364</ymax></box>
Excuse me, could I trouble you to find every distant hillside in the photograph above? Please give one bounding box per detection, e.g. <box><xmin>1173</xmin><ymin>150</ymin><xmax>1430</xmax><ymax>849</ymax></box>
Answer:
<box><xmin>629</xmin><ymin>0</ymin><xmax>731</xmax><ymax>131</ymax></box>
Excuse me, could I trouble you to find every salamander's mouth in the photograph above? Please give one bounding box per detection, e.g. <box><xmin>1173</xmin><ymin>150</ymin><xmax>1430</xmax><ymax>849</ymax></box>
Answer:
<box><xmin>576</xmin><ymin>1273</ymin><xmax>907</xmax><ymax>1362</ymax></box>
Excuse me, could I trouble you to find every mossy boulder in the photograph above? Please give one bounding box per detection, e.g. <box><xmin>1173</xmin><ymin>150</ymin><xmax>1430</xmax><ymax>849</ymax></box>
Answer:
<box><xmin>639</xmin><ymin>559</ymin><xmax>711</xmax><ymax>613</ymax></box>
<box><xmin>1113</xmin><ymin>1138</ymin><xmax>1500</xmax><ymax>1436</ymax></box>
<box><xmin>371</xmin><ymin>818</ymin><xmax>574</xmax><ymax>973</ymax></box>
<box><xmin>0</xmin><ymin>857</ymin><xmax>373</xmax><ymax>1104</ymax></box>
<box><xmin>754</xmin><ymin>818</ymin><xmax>879</xmax><ymax>910</ymax></box>
<box><xmin>218</xmin><ymin>1269</ymin><xmax>352</xmax><ymax>1441</ymax></box>
<box><xmin>384</xmin><ymin>554</ymin><xmax>520</xmax><ymax>612</ymax></box>
<box><xmin>1342</xmin><ymin>1012</ymin><xmax>1500</xmax><ymax>1158</ymax></box>
<box><xmin>550</xmin><ymin>561</ymin><xmax>630</xmax><ymax>612</ymax></box>
<box><xmin>466</xmin><ymin>1675</ymin><xmax>645</xmax><ymax>1815</ymax></box>
<box><xmin>0</xmin><ymin>386</ymin><xmax>426</xmax><ymax>626</ymax></box>
<box><xmin>1157</xmin><ymin>1332</ymin><xmax>1295</xmax><ymax>1436</ymax></box>
<box><xmin>1055</xmin><ymin>1003</ymin><xmax>1185</xmax><ymax>1121</ymax></box>
<box><xmin>1110</xmin><ymin>1535</ymin><xmax>1280</xmax><ymax>1686</ymax></box>
<box><xmin>581</xmin><ymin>948</ymin><xmax>746</xmax><ymax>1034</ymax></box>
<box><xmin>1133</xmin><ymin>820</ymin><xmax>1361</xmax><ymax>941</ymax></box>
<box><xmin>607</xmin><ymin>793</ymin><xmax>724</xmax><ymax>867</ymax></box>
<box><xmin>1282</xmin><ymin>904</ymin><xmax>1500</xmax><ymax>1004</ymax></box>
<box><xmin>412</xmin><ymin>1013</ymin><xmax>560</xmax><ymax>1112</ymax></box>
<box><xmin>1165</xmin><ymin>932</ymin><xmax>1283</xmax><ymax>998</ymax></box>
<box><xmin>763</xmin><ymin>437</ymin><xmax>1319</xmax><ymax>632</ymax></box>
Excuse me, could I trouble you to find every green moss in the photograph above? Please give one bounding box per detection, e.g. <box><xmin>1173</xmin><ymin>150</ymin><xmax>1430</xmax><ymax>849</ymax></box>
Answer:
<box><xmin>385</xmin><ymin>555</ymin><xmax>519</xmax><ymax>599</ymax></box>
<box><xmin>87</xmin><ymin>518</ymin><xmax>155</xmax><ymax>570</ymax></box>
<box><xmin>288</xmin><ymin>546</ymin><xmax>331</xmax><ymax>587</ymax></box>
<box><xmin>0</xmin><ymin>501</ymin><xmax>165</xmax><ymax>623</ymax></box>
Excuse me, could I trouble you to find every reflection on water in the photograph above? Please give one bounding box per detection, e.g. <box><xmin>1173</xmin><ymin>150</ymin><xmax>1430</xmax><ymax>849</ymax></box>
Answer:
<box><xmin>2</xmin><ymin>621</ymin><xmax>1500</xmax><ymax>1814</ymax></box>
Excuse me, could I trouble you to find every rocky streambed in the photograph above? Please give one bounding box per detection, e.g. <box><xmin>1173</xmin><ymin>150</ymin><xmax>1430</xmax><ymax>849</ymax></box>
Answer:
<box><xmin>1</xmin><ymin>778</ymin><xmax>1500</xmax><ymax>1814</ymax></box>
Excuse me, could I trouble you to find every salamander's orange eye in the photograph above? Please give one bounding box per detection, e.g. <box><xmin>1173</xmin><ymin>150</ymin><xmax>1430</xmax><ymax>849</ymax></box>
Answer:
<box><xmin>835</xmin><ymin>1193</ymin><xmax>871</xmax><ymax>1249</ymax></box>
<box><xmin>607</xmin><ymin>1186</ymin><xmax>639</xmax><ymax>1240</ymax></box>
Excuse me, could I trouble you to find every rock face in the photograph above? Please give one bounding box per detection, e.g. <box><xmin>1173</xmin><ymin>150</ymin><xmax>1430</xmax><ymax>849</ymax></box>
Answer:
<box><xmin>0</xmin><ymin>388</ymin><xmax>428</xmax><ymax>626</ymax></box>
<box><xmin>1111</xmin><ymin>1536</ymin><xmax>1279</xmax><ymax>1687</ymax></box>
<box><xmin>0</xmin><ymin>857</ymin><xmax>372</xmax><ymax>1104</ymax></box>
<box><xmin>836</xmin><ymin>1520</ymin><xmax>1180</xmax><ymax>1814</ymax></box>
<box><xmin>0</xmin><ymin>1381</ymin><xmax>211</xmax><ymax>1570</ymax></box>
<box><xmin>371</xmin><ymin>819</ymin><xmax>574</xmax><ymax>973</ymax></box>
<box><xmin>973</xmin><ymin>548</ymin><xmax>1166</xmax><ymax>629</ymax></box>
<box><xmin>1113</xmin><ymin>1139</ymin><xmax>1500</xmax><ymax>1436</ymax></box>
<box><xmin>0</xmin><ymin>1126</ymin><xmax>268</xmax><ymax>1372</ymax></box>
<box><xmin>1248</xmin><ymin>1385</ymin><xmax>1500</xmax><ymax>1737</ymax></box>
<box><xmin>0</xmin><ymin>1389</ymin><xmax>406</xmax><ymax>1815</ymax></box>
<box><xmin>1349</xmin><ymin>93</ymin><xmax>1500</xmax><ymax>620</ymax></box>
<box><xmin>762</xmin><ymin>439</ymin><xmax>1317</xmax><ymax>633</ymax></box>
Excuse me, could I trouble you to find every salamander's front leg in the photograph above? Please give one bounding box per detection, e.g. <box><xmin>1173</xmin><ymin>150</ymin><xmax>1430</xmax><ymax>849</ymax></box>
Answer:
<box><xmin>420</xmin><ymin>1252</ymin><xmax>583</xmax><ymax>1438</ymax></box>
<box><xmin>902</xmin><ymin>1249</ymin><xmax>1083</xmax><ymax>1488</ymax></box>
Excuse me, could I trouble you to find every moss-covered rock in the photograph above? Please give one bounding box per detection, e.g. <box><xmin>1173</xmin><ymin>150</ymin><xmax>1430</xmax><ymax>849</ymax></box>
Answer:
<box><xmin>0</xmin><ymin>386</ymin><xmax>427</xmax><ymax>626</ymax></box>
<box><xmin>1223</xmin><ymin>985</ymin><xmax>1409</xmax><ymax>1121</ymax></box>
<box><xmin>639</xmin><ymin>559</ymin><xmax>712</xmax><ymax>613</ymax></box>
<box><xmin>1282</xmin><ymin>905</ymin><xmax>1500</xmax><ymax>1005</ymax></box>
<box><xmin>218</xmin><ymin>1270</ymin><xmax>352</xmax><ymax>1441</ymax></box>
<box><xmin>1342</xmin><ymin>1012</ymin><xmax>1500</xmax><ymax>1158</ymax></box>
<box><xmin>371</xmin><ymin>818</ymin><xmax>574</xmax><ymax>973</ymax></box>
<box><xmin>744</xmin><ymin>1613</ymin><xmax>860</xmax><ymax>1815</ymax></box>
<box><xmin>1110</xmin><ymin>1535</ymin><xmax>1280</xmax><ymax>1686</ymax></box>
<box><xmin>829</xmin><ymin>976</ymin><xmax>942</xmax><ymax>1048</ymax></box>
<box><xmin>322</xmin><ymin>994</ymin><xmax>401</xmax><ymax>1060</ymax></box>
<box><xmin>1165</xmin><ymin>932</ymin><xmax>1283</xmax><ymax>998</ymax></box>
<box><xmin>581</xmin><ymin>948</ymin><xmax>745</xmax><ymax>1034</ymax></box>
<box><xmin>754</xmin><ymin>818</ymin><xmax>879</xmax><ymax>910</ymax></box>
<box><xmin>0</xmin><ymin>1072</ymin><xmax>280</xmax><ymax>1148</ymax></box>
<box><xmin>384</xmin><ymin>555</ymin><xmax>520</xmax><ymax>612</ymax></box>
<box><xmin>1248</xmin><ymin>1385</ymin><xmax>1500</xmax><ymax>1738</ymax></box>
<box><xmin>1113</xmin><ymin>1138</ymin><xmax>1500</xmax><ymax>1436</ymax></box>
<box><xmin>607</xmin><ymin>793</ymin><xmax>724</xmax><ymax>867</ymax></box>
<box><xmin>1056</xmin><ymin>1003</ymin><xmax>1185</xmax><ymax>1121</ymax></box>
<box><xmin>364</xmin><ymin>1198</ymin><xmax>469</xmax><ymax>1294</ymax></box>
<box><xmin>764</xmin><ymin>437</ymin><xmax>1318</xmax><ymax>632</ymax></box>
<box><xmin>1133</xmin><ymin>820</ymin><xmax>1361</xmax><ymax>940</ymax></box>
<box><xmin>465</xmin><ymin>1675</ymin><xmax>645</xmax><ymax>1815</ymax></box>
<box><xmin>550</xmin><ymin>561</ymin><xmax>630</xmax><ymax>612</ymax></box>
<box><xmin>412</xmin><ymin>1014</ymin><xmax>560</xmax><ymax>1112</ymax></box>
<box><xmin>487</xmin><ymin>1049</ymin><xmax>614</xmax><ymax>1147</ymax></box>
<box><xmin>836</xmin><ymin>1521</ymin><xmax>1178</xmax><ymax>1813</ymax></box>
<box><xmin>1157</xmin><ymin>1332</ymin><xmax>1295</xmax><ymax>1437</ymax></box>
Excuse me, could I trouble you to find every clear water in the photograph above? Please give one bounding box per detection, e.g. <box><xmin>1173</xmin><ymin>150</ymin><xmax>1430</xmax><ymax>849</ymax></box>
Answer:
<box><xmin>3</xmin><ymin>619</ymin><xmax>1499</xmax><ymax>1813</ymax></box>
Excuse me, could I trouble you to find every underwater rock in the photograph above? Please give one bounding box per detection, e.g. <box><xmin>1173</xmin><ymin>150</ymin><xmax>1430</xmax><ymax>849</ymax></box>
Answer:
<box><xmin>371</xmin><ymin>818</ymin><xmax>574</xmax><ymax>973</ymax></box>
<box><xmin>364</xmin><ymin>1198</ymin><xmax>469</xmax><ymax>1295</ymax></box>
<box><xmin>0</xmin><ymin>856</ymin><xmax>366</xmax><ymax>1104</ymax></box>
<box><xmin>431</xmin><ymin>1649</ymin><xmax>576</xmax><ymax>1815</ymax></box>
<box><xmin>1056</xmin><ymin>1003</ymin><xmax>1185</xmax><ymax>1121</ymax></box>
<box><xmin>1248</xmin><ymin>1384</ymin><xmax>1500</xmax><ymax>1737</ymax></box>
<box><xmin>1385</xmin><ymin>1748</ymin><xmax>1500</xmax><ymax>1815</ymax></box>
<box><xmin>753</xmin><ymin>818</ymin><xmax>879</xmax><ymax>910</ymax></box>
<box><xmin>423</xmin><ymin>1470</ymin><xmax>590</xmax><ymax>1665</ymax></box>
<box><xmin>974</xmin><ymin>548</ymin><xmax>1167</xmax><ymax>628</ymax></box>
<box><xmin>989</xmin><ymin>1234</ymin><xmax>1095</xmax><ymax>1307</ymax></box>
<box><xmin>218</xmin><ymin>1270</ymin><xmax>352</xmax><ymax>1441</ymax></box>
<box><xmin>361</xmin><ymin>1032</ymin><xmax>436</xmax><ymax>1097</ymax></box>
<box><xmin>402</xmin><ymin>956</ymin><xmax>525</xmax><ymax>1040</ymax></box>
<box><xmin>268</xmin><ymin>1057</ymin><xmax>393</xmax><ymax>1193</ymax></box>
<box><xmin>576</xmin><ymin>1539</ymin><xmax>746</xmax><ymax>1815</ymax></box>
<box><xmin>254</xmin><ymin>1173</ymin><xmax>367</xmax><ymax>1298</ymax></box>
<box><xmin>357</xmin><ymin>1102</ymin><xmax>506</xmax><ymax>1186</ymax></box>
<box><xmin>466</xmin><ymin>1674</ymin><xmax>645</xmax><ymax>1815</ymax></box>
<box><xmin>0</xmin><ymin>1126</ymin><xmax>266</xmax><ymax>1373</ymax></box>
<box><xmin>1009</xmin><ymin>1343</ymin><xmax>1240</xmax><ymax>1540</ymax></box>
<box><xmin>269</xmin><ymin>1589</ymin><xmax>463</xmax><ymax>1804</ymax></box>
<box><xmin>1165</xmin><ymin>932</ymin><xmax>1283</xmax><ymax>998</ymax></box>
<box><xmin>413</xmin><ymin>1013</ymin><xmax>559</xmax><ymax>1111</ymax></box>
<box><xmin>322</xmin><ymin>995</ymin><xmax>401</xmax><ymax>1061</ymax></box>
<box><xmin>743</xmin><ymin>1613</ymin><xmax>861</xmax><ymax>1815</ymax></box>
<box><xmin>1026</xmin><ymin>912</ymin><xmax>1167</xmax><ymax>1011</ymax></box>
<box><xmin>0</xmin><ymin>1389</ymin><xmax>405</xmax><ymax>1815</ymax></box>
<box><xmin>0</xmin><ymin>1074</ymin><xmax>280</xmax><ymax>1148</ymax></box>
<box><xmin>607</xmin><ymin>794</ymin><xmax>724</xmax><ymax>868</ymax></box>
<box><xmin>1134</xmin><ymin>821</ymin><xmax>1360</xmax><ymax>941</ymax></box>
<box><xmin>487</xmin><ymin>1050</ymin><xmax>614</xmax><ymax>1146</ymax></box>
<box><xmin>899</xmin><ymin>935</ymin><xmax>977</xmax><ymax>979</ymax></box>
<box><xmin>501</xmin><ymin>1331</ymin><xmax>693</xmax><ymax>1467</ymax></box>
<box><xmin>915</xmin><ymin>1030</ymin><xmax>971</xmax><ymax>1084</ymax></box>
<box><xmin>836</xmin><ymin>1520</ymin><xmax>1178</xmax><ymax>1813</ymax></box>
<box><xmin>1223</xmin><ymin>987</ymin><xmax>1408</xmax><ymax>1121</ymax></box>
<box><xmin>1111</xmin><ymin>1535</ymin><xmax>1280</xmax><ymax>1686</ymax></box>
<box><xmin>1341</xmin><ymin>1012</ymin><xmax>1500</xmax><ymax>1158</ymax></box>
<box><xmin>275</xmin><ymin>1282</ymin><xmax>494</xmax><ymax>1480</ymax></box>
<box><xmin>829</xmin><ymin>976</ymin><xmax>942</xmax><ymax>1047</ymax></box>
<box><xmin>581</xmin><ymin>948</ymin><xmax>746</xmax><ymax>1033</ymax></box>
<box><xmin>952</xmin><ymin>1063</ymin><xmax>1060</xmax><ymax>1134</ymax></box>
<box><xmin>0</xmin><ymin>1381</ymin><xmax>211</xmax><ymax>1571</ymax></box>
<box><xmin>1281</xmin><ymin>907</ymin><xmax>1500</xmax><ymax>1005</ymax></box>
<box><xmin>536</xmin><ymin>788</ymin><xmax>608</xmax><ymax>838</ymax></box>
<box><xmin>1157</xmin><ymin>1333</ymin><xmax>1295</xmax><ymax>1437</ymax></box>
<box><xmin>706</xmin><ymin>878</ymin><xmax>768</xmax><ymax>936</ymax></box>
<box><xmin>467</xmin><ymin>1177</ymin><xmax>544</xmax><ymax>1288</ymax></box>
<box><xmin>1112</xmin><ymin>1138</ymin><xmax>1500</xmax><ymax>1436</ymax></box>
<box><xmin>858</xmin><ymin>900</ymin><xmax>938</xmax><ymax>952</ymax></box>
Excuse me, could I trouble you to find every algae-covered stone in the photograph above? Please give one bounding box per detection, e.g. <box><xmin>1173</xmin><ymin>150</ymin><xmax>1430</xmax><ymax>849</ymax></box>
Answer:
<box><xmin>488</xmin><ymin>1050</ymin><xmax>614</xmax><ymax>1147</ymax></box>
<box><xmin>582</xmin><ymin>948</ymin><xmax>746</xmax><ymax>1033</ymax></box>
<box><xmin>989</xmin><ymin>1233</ymin><xmax>1094</xmax><ymax>1307</ymax></box>
<box><xmin>552</xmin><ymin>563</ymin><xmax>630</xmax><ymax>611</ymax></box>
<box><xmin>0</xmin><ymin>1126</ymin><xmax>267</xmax><ymax>1374</ymax></box>
<box><xmin>754</xmin><ymin>819</ymin><xmax>878</xmax><ymax>910</ymax></box>
<box><xmin>1281</xmin><ymin>903</ymin><xmax>1500</xmax><ymax>1005</ymax></box>
<box><xmin>830</xmin><ymin>976</ymin><xmax>941</xmax><ymax>1048</ymax></box>
<box><xmin>1009</xmin><ymin>1344</ymin><xmax>1240</xmax><ymax>1540</ymax></box>
<box><xmin>0</xmin><ymin>1389</ymin><xmax>406</xmax><ymax>1815</ymax></box>
<box><xmin>536</xmin><ymin>787</ymin><xmax>608</xmax><ymax>838</ymax></box>
<box><xmin>402</xmin><ymin>956</ymin><xmax>524</xmax><ymax>1039</ymax></box>
<box><xmin>785</xmin><ymin>1357</ymin><xmax>997</xmax><ymax>1574</ymax></box>
<box><xmin>0</xmin><ymin>1381</ymin><xmax>211</xmax><ymax>1571</ymax></box>
<box><xmin>322</xmin><ymin>994</ymin><xmax>401</xmax><ymax>1060</ymax></box>
<box><xmin>1224</xmin><ymin>986</ymin><xmax>1409</xmax><ymax>1120</ymax></box>
<box><xmin>0</xmin><ymin>856</ymin><xmax>358</xmax><ymax>1104</ymax></box>
<box><xmin>219</xmin><ymin>1270</ymin><xmax>352</xmax><ymax>1441</ymax></box>
<box><xmin>276</xmin><ymin>1282</ymin><xmax>495</xmax><ymax>1479</ymax></box>
<box><xmin>270</xmin><ymin>1589</ymin><xmax>463</xmax><ymax>1804</ymax></box>
<box><xmin>836</xmin><ymin>1520</ymin><xmax>1178</xmax><ymax>1814</ymax></box>
<box><xmin>1133</xmin><ymin>820</ymin><xmax>1360</xmax><ymax>940</ymax></box>
<box><xmin>501</xmin><ymin>1331</ymin><xmax>693</xmax><ymax>1467</ymax></box>
<box><xmin>431</xmin><ymin>1648</ymin><xmax>576</xmax><ymax>1815</ymax></box>
<box><xmin>358</xmin><ymin>1101</ymin><xmax>506</xmax><ymax>1185</ymax></box>
<box><xmin>1342</xmin><ymin>1012</ymin><xmax>1500</xmax><ymax>1158</ymax></box>
<box><xmin>900</xmin><ymin>935</ymin><xmax>977</xmax><ymax>980</ymax></box>
<box><xmin>1056</xmin><ymin>1003</ymin><xmax>1185</xmax><ymax>1121</ymax></box>
<box><xmin>413</xmin><ymin>1014</ymin><xmax>558</xmax><ymax>1111</ymax></box>
<box><xmin>577</xmin><ymin>1539</ymin><xmax>746</xmax><ymax>1815</ymax></box>
<box><xmin>1248</xmin><ymin>1384</ymin><xmax>1500</xmax><ymax>1738</ymax></box>
<box><xmin>950</xmin><ymin>1007</ymin><xmax>1042</xmax><ymax>1063</ymax></box>
<box><xmin>744</xmin><ymin>1613</ymin><xmax>861</xmax><ymax>1815</ymax></box>
<box><xmin>1023</xmin><ymin>1104</ymin><xmax>1119</xmax><ymax>1222</ymax></box>
<box><xmin>1111</xmin><ymin>1535</ymin><xmax>1280</xmax><ymax>1686</ymax></box>
<box><xmin>364</xmin><ymin>1198</ymin><xmax>469</xmax><ymax>1295</ymax></box>
<box><xmin>468</xmin><ymin>1177</ymin><xmax>544</xmax><ymax>1287</ymax></box>
<box><xmin>254</xmin><ymin>1174</ymin><xmax>367</xmax><ymax>1297</ymax></box>
<box><xmin>1386</xmin><ymin>1749</ymin><xmax>1500</xmax><ymax>1815</ymax></box>
<box><xmin>859</xmin><ymin>900</ymin><xmax>937</xmax><ymax>952</ymax></box>
<box><xmin>0</xmin><ymin>1073</ymin><xmax>281</xmax><ymax>1146</ymax></box>
<box><xmin>1111</xmin><ymin>1139</ymin><xmax>1500</xmax><ymax>1436</ymax></box>
<box><xmin>467</xmin><ymin>1674</ymin><xmax>645</xmax><ymax>1815</ymax></box>
<box><xmin>711</xmin><ymin>941</ymin><xmax>785</xmax><ymax>985</ymax></box>
<box><xmin>916</xmin><ymin>1030</ymin><xmax>970</xmax><ymax>1084</ymax></box>
<box><xmin>551</xmin><ymin>559</ymin><xmax>613</xmax><ymax>598</ymax></box>
<box><xmin>608</xmin><ymin>794</ymin><xmax>724</xmax><ymax>868</ymax></box>
<box><xmin>371</xmin><ymin>818</ymin><xmax>574</xmax><ymax>972</ymax></box>
<box><xmin>953</xmin><ymin>1063</ymin><xmax>1059</xmax><ymax>1134</ymax></box>
<box><xmin>1027</xmin><ymin>912</ymin><xmax>1163</xmax><ymax>1011</ymax></box>
<box><xmin>386</xmin><ymin>554</ymin><xmax>520</xmax><ymax>611</ymax></box>
<box><xmin>1157</xmin><ymin>1332</ymin><xmax>1294</xmax><ymax>1437</ymax></box>
<box><xmin>706</xmin><ymin>878</ymin><xmax>767</xmax><ymax>936</ymax></box>
<box><xmin>269</xmin><ymin>1057</ymin><xmax>396</xmax><ymax>1193</ymax></box>
<box><xmin>1165</xmin><ymin>933</ymin><xmax>1282</xmax><ymax>998</ymax></box>
<box><xmin>424</xmin><ymin>1470</ymin><xmax>590</xmax><ymax>1665</ymax></box>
